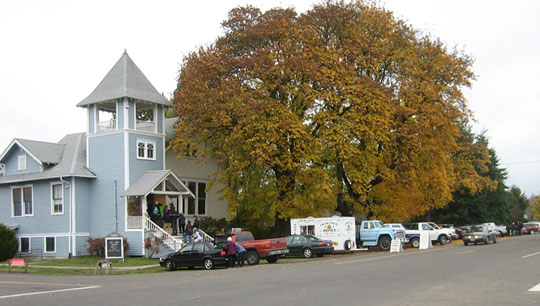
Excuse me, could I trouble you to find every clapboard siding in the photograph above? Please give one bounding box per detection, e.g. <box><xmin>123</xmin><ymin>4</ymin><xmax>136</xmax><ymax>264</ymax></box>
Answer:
<box><xmin>3</xmin><ymin>146</ymin><xmax>42</xmax><ymax>176</ymax></box>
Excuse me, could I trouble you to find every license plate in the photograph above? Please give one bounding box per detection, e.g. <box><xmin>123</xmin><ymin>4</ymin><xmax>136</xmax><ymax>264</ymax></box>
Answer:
<box><xmin>470</xmin><ymin>238</ymin><xmax>475</xmax><ymax>241</ymax></box>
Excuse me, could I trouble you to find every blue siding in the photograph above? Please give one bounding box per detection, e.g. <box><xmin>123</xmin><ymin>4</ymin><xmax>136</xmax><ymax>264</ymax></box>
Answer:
<box><xmin>3</xmin><ymin>146</ymin><xmax>42</xmax><ymax>175</ymax></box>
<box><xmin>88</xmin><ymin>105</ymin><xmax>96</xmax><ymax>134</ymax></box>
<box><xmin>124</xmin><ymin>231</ymin><xmax>143</xmax><ymax>256</ymax></box>
<box><xmin>157</xmin><ymin>105</ymin><xmax>164</xmax><ymax>134</ymax></box>
<box><xmin>88</xmin><ymin>133</ymin><xmax>126</xmax><ymax>238</ymax></box>
<box><xmin>74</xmin><ymin>177</ymin><xmax>91</xmax><ymax>233</ymax></box>
<box><xmin>75</xmin><ymin>235</ymin><xmax>90</xmax><ymax>256</ymax></box>
<box><xmin>128</xmin><ymin>133</ymin><xmax>164</xmax><ymax>185</ymax></box>
<box><xmin>128</xmin><ymin>99</ymin><xmax>135</xmax><ymax>130</ymax></box>
<box><xmin>117</xmin><ymin>98</ymin><xmax>125</xmax><ymax>130</ymax></box>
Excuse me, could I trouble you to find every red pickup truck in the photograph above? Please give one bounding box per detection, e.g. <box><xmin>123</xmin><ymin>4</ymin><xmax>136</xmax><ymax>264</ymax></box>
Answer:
<box><xmin>215</xmin><ymin>231</ymin><xmax>289</xmax><ymax>265</ymax></box>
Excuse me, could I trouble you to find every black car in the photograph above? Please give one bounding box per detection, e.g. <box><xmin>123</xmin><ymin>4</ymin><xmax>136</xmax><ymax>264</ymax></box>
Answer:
<box><xmin>285</xmin><ymin>234</ymin><xmax>334</xmax><ymax>258</ymax></box>
<box><xmin>159</xmin><ymin>241</ymin><xmax>228</xmax><ymax>270</ymax></box>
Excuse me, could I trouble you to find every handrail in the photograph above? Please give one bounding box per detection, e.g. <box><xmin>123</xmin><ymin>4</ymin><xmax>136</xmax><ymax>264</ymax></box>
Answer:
<box><xmin>198</xmin><ymin>229</ymin><xmax>214</xmax><ymax>242</ymax></box>
<box><xmin>144</xmin><ymin>217</ymin><xmax>183</xmax><ymax>251</ymax></box>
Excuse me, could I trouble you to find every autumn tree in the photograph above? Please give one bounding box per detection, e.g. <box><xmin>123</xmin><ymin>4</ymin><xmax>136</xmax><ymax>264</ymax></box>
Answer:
<box><xmin>532</xmin><ymin>196</ymin><xmax>540</xmax><ymax>221</ymax></box>
<box><xmin>171</xmin><ymin>1</ymin><xmax>481</xmax><ymax>234</ymax></box>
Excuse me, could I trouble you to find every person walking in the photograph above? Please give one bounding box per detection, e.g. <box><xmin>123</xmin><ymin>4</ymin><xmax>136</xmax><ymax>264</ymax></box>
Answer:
<box><xmin>185</xmin><ymin>220</ymin><xmax>193</xmax><ymax>243</ymax></box>
<box><xmin>235</xmin><ymin>242</ymin><xmax>246</xmax><ymax>267</ymax></box>
<box><xmin>224</xmin><ymin>237</ymin><xmax>237</xmax><ymax>268</ymax></box>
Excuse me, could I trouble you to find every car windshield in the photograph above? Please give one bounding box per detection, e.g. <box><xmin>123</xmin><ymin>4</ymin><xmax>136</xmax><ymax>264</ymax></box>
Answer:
<box><xmin>373</xmin><ymin>221</ymin><xmax>385</xmax><ymax>228</ymax></box>
<box><xmin>471</xmin><ymin>226</ymin><xmax>487</xmax><ymax>232</ymax></box>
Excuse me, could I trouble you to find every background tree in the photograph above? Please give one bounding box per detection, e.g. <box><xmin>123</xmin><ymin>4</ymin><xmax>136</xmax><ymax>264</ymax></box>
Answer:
<box><xmin>172</xmin><ymin>1</ymin><xmax>482</xmax><ymax>234</ymax></box>
<box><xmin>0</xmin><ymin>224</ymin><xmax>18</xmax><ymax>261</ymax></box>
<box><xmin>531</xmin><ymin>195</ymin><xmax>540</xmax><ymax>221</ymax></box>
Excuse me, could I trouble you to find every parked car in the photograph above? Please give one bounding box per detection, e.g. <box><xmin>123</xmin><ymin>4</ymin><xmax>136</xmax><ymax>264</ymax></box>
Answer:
<box><xmin>521</xmin><ymin>222</ymin><xmax>540</xmax><ymax>234</ymax></box>
<box><xmin>455</xmin><ymin>226</ymin><xmax>472</xmax><ymax>239</ymax></box>
<box><xmin>402</xmin><ymin>222</ymin><xmax>450</xmax><ymax>247</ymax></box>
<box><xmin>159</xmin><ymin>241</ymin><xmax>228</xmax><ymax>271</ymax></box>
<box><xmin>484</xmin><ymin>222</ymin><xmax>506</xmax><ymax>237</ymax></box>
<box><xmin>427</xmin><ymin>222</ymin><xmax>457</xmax><ymax>240</ymax></box>
<box><xmin>285</xmin><ymin>235</ymin><xmax>334</xmax><ymax>258</ymax></box>
<box><xmin>385</xmin><ymin>223</ymin><xmax>411</xmax><ymax>245</ymax></box>
<box><xmin>357</xmin><ymin>220</ymin><xmax>405</xmax><ymax>251</ymax></box>
<box><xmin>463</xmin><ymin>225</ymin><xmax>498</xmax><ymax>245</ymax></box>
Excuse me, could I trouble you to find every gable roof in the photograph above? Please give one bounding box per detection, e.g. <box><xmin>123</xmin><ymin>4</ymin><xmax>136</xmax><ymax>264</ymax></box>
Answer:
<box><xmin>0</xmin><ymin>133</ymin><xmax>96</xmax><ymax>185</ymax></box>
<box><xmin>77</xmin><ymin>51</ymin><xmax>170</xmax><ymax>107</ymax></box>
<box><xmin>122</xmin><ymin>170</ymin><xmax>194</xmax><ymax>198</ymax></box>
<box><xmin>9</xmin><ymin>139</ymin><xmax>65</xmax><ymax>165</ymax></box>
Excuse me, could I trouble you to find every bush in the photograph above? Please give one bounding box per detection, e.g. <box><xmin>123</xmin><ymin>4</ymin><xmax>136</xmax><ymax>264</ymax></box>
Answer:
<box><xmin>0</xmin><ymin>224</ymin><xmax>18</xmax><ymax>261</ymax></box>
<box><xmin>86</xmin><ymin>236</ymin><xmax>130</xmax><ymax>257</ymax></box>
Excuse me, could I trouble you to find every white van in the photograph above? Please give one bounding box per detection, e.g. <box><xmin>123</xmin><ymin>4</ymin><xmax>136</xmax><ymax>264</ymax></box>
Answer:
<box><xmin>290</xmin><ymin>216</ymin><xmax>357</xmax><ymax>251</ymax></box>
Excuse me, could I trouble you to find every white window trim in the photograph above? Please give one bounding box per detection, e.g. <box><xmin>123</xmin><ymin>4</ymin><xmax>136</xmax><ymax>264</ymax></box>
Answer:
<box><xmin>44</xmin><ymin>236</ymin><xmax>56</xmax><ymax>253</ymax></box>
<box><xmin>18</xmin><ymin>155</ymin><xmax>27</xmax><ymax>171</ymax></box>
<box><xmin>51</xmin><ymin>182</ymin><xmax>64</xmax><ymax>215</ymax></box>
<box><xmin>136</xmin><ymin>139</ymin><xmax>156</xmax><ymax>160</ymax></box>
<box><xmin>19</xmin><ymin>237</ymin><xmax>31</xmax><ymax>253</ymax></box>
<box><xmin>11</xmin><ymin>184</ymin><xmax>34</xmax><ymax>217</ymax></box>
<box><xmin>184</xmin><ymin>180</ymin><xmax>207</xmax><ymax>216</ymax></box>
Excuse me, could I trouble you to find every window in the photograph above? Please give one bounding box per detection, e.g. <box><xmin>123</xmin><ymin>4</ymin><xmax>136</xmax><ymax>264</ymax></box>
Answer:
<box><xmin>45</xmin><ymin>237</ymin><xmax>56</xmax><ymax>253</ymax></box>
<box><xmin>51</xmin><ymin>183</ymin><xmax>63</xmax><ymax>214</ymax></box>
<box><xmin>18</xmin><ymin>155</ymin><xmax>27</xmax><ymax>171</ymax></box>
<box><xmin>20</xmin><ymin>237</ymin><xmax>30</xmax><ymax>253</ymax></box>
<box><xmin>137</xmin><ymin>140</ymin><xmax>156</xmax><ymax>160</ymax></box>
<box><xmin>12</xmin><ymin>186</ymin><xmax>33</xmax><ymax>216</ymax></box>
<box><xmin>185</xmin><ymin>181</ymin><xmax>207</xmax><ymax>215</ymax></box>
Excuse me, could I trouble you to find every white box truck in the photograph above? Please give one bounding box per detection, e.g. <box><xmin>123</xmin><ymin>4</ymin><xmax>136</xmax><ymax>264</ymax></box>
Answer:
<box><xmin>290</xmin><ymin>216</ymin><xmax>357</xmax><ymax>251</ymax></box>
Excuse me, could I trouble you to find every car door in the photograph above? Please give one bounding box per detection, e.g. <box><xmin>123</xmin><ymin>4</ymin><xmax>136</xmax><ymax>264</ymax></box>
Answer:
<box><xmin>362</xmin><ymin>222</ymin><xmax>376</xmax><ymax>242</ymax></box>
<box><xmin>191</xmin><ymin>242</ymin><xmax>206</xmax><ymax>266</ymax></box>
<box><xmin>175</xmin><ymin>244</ymin><xmax>194</xmax><ymax>267</ymax></box>
<box><xmin>287</xmin><ymin>236</ymin><xmax>304</xmax><ymax>256</ymax></box>
<box><xmin>421</xmin><ymin>223</ymin><xmax>437</xmax><ymax>241</ymax></box>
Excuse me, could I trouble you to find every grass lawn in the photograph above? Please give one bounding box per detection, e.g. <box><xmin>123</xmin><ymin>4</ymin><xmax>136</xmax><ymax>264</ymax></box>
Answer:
<box><xmin>30</xmin><ymin>256</ymin><xmax>159</xmax><ymax>267</ymax></box>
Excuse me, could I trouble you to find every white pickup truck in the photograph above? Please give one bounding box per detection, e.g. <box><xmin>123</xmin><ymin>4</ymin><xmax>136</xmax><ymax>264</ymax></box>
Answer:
<box><xmin>401</xmin><ymin>222</ymin><xmax>452</xmax><ymax>247</ymax></box>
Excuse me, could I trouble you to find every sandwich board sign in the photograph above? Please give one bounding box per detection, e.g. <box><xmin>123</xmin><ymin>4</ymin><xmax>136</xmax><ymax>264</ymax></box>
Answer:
<box><xmin>419</xmin><ymin>232</ymin><xmax>432</xmax><ymax>250</ymax></box>
<box><xmin>390</xmin><ymin>239</ymin><xmax>402</xmax><ymax>253</ymax></box>
<box><xmin>105</xmin><ymin>237</ymin><xmax>124</xmax><ymax>261</ymax></box>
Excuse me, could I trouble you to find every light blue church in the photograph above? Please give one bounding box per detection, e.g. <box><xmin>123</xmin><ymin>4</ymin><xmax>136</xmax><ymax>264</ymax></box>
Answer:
<box><xmin>0</xmin><ymin>52</ymin><xmax>218</xmax><ymax>257</ymax></box>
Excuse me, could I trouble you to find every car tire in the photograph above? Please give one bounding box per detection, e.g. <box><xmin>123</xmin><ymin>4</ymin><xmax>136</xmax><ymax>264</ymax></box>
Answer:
<box><xmin>410</xmin><ymin>237</ymin><xmax>420</xmax><ymax>248</ymax></box>
<box><xmin>486</xmin><ymin>237</ymin><xmax>490</xmax><ymax>244</ymax></box>
<box><xmin>246</xmin><ymin>250</ymin><xmax>260</xmax><ymax>265</ymax></box>
<box><xmin>266</xmin><ymin>256</ymin><xmax>278</xmax><ymax>263</ymax></box>
<box><xmin>165</xmin><ymin>259</ymin><xmax>175</xmax><ymax>271</ymax></box>
<box><xmin>204</xmin><ymin>258</ymin><xmax>214</xmax><ymax>270</ymax></box>
<box><xmin>378</xmin><ymin>236</ymin><xmax>391</xmax><ymax>251</ymax></box>
<box><xmin>344</xmin><ymin>240</ymin><xmax>352</xmax><ymax>251</ymax></box>
<box><xmin>302</xmin><ymin>248</ymin><xmax>313</xmax><ymax>258</ymax></box>
<box><xmin>439</xmin><ymin>235</ymin><xmax>448</xmax><ymax>245</ymax></box>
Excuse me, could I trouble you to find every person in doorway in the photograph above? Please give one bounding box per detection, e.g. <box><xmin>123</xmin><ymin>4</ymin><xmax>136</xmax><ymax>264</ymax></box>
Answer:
<box><xmin>193</xmin><ymin>227</ymin><xmax>203</xmax><ymax>242</ymax></box>
<box><xmin>178</xmin><ymin>213</ymin><xmax>186</xmax><ymax>235</ymax></box>
<box><xmin>224</xmin><ymin>237</ymin><xmax>237</xmax><ymax>268</ymax></box>
<box><xmin>235</xmin><ymin>242</ymin><xmax>246</xmax><ymax>267</ymax></box>
<box><xmin>184</xmin><ymin>220</ymin><xmax>193</xmax><ymax>243</ymax></box>
<box><xmin>152</xmin><ymin>202</ymin><xmax>164</xmax><ymax>228</ymax></box>
<box><xmin>193</xmin><ymin>215</ymin><xmax>200</xmax><ymax>230</ymax></box>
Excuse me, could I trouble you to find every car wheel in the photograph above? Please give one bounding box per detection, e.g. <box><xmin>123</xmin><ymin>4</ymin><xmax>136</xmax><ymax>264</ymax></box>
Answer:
<box><xmin>439</xmin><ymin>235</ymin><xmax>448</xmax><ymax>245</ymax></box>
<box><xmin>378</xmin><ymin>236</ymin><xmax>391</xmax><ymax>251</ymax></box>
<box><xmin>486</xmin><ymin>237</ymin><xmax>490</xmax><ymax>244</ymax></box>
<box><xmin>165</xmin><ymin>259</ymin><xmax>175</xmax><ymax>271</ymax></box>
<box><xmin>266</xmin><ymin>256</ymin><xmax>278</xmax><ymax>263</ymax></box>
<box><xmin>246</xmin><ymin>250</ymin><xmax>260</xmax><ymax>265</ymax></box>
<box><xmin>303</xmin><ymin>248</ymin><xmax>313</xmax><ymax>258</ymax></box>
<box><xmin>204</xmin><ymin>258</ymin><xmax>214</xmax><ymax>270</ymax></box>
<box><xmin>410</xmin><ymin>237</ymin><xmax>420</xmax><ymax>248</ymax></box>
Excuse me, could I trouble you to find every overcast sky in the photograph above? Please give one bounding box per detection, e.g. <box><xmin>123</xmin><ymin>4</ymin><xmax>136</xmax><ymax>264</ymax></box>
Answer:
<box><xmin>1</xmin><ymin>0</ymin><xmax>539</xmax><ymax>196</ymax></box>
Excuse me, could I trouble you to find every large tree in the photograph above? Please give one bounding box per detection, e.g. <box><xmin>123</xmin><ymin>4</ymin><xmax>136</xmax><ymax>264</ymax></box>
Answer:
<box><xmin>171</xmin><ymin>1</ymin><xmax>481</xmax><ymax>234</ymax></box>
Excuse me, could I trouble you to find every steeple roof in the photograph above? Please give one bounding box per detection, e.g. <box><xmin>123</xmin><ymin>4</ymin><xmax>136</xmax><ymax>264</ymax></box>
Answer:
<box><xmin>77</xmin><ymin>51</ymin><xmax>171</xmax><ymax>107</ymax></box>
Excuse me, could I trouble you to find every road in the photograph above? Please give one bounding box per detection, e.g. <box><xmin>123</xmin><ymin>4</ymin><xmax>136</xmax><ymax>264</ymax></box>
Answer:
<box><xmin>1</xmin><ymin>234</ymin><xmax>539</xmax><ymax>306</ymax></box>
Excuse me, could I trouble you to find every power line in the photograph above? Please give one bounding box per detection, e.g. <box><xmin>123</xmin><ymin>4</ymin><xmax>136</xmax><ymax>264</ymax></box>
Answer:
<box><xmin>502</xmin><ymin>160</ymin><xmax>540</xmax><ymax>166</ymax></box>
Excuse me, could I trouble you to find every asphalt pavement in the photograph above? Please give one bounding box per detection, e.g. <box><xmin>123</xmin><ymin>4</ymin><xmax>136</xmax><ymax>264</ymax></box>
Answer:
<box><xmin>1</xmin><ymin>234</ymin><xmax>539</xmax><ymax>306</ymax></box>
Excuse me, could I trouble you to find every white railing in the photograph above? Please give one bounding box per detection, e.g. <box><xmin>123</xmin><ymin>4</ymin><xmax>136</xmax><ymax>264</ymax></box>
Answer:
<box><xmin>144</xmin><ymin>217</ymin><xmax>183</xmax><ymax>251</ymax></box>
<box><xmin>136</xmin><ymin>121</ymin><xmax>155</xmax><ymax>133</ymax></box>
<box><xmin>199</xmin><ymin>229</ymin><xmax>214</xmax><ymax>242</ymax></box>
<box><xmin>127</xmin><ymin>216</ymin><xmax>143</xmax><ymax>229</ymax></box>
<box><xmin>98</xmin><ymin>120</ymin><xmax>116</xmax><ymax>133</ymax></box>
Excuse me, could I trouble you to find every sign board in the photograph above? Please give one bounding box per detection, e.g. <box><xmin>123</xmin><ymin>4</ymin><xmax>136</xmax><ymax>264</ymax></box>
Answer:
<box><xmin>105</xmin><ymin>237</ymin><xmax>124</xmax><ymax>260</ymax></box>
<box><xmin>390</xmin><ymin>239</ymin><xmax>402</xmax><ymax>253</ymax></box>
<box><xmin>419</xmin><ymin>232</ymin><xmax>432</xmax><ymax>250</ymax></box>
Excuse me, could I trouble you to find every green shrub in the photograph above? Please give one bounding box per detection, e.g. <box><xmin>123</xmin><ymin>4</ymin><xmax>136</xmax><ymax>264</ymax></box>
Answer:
<box><xmin>0</xmin><ymin>224</ymin><xmax>18</xmax><ymax>261</ymax></box>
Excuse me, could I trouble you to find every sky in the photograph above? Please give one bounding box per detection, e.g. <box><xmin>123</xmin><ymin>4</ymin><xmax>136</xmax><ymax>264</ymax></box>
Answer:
<box><xmin>1</xmin><ymin>0</ymin><xmax>539</xmax><ymax>196</ymax></box>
